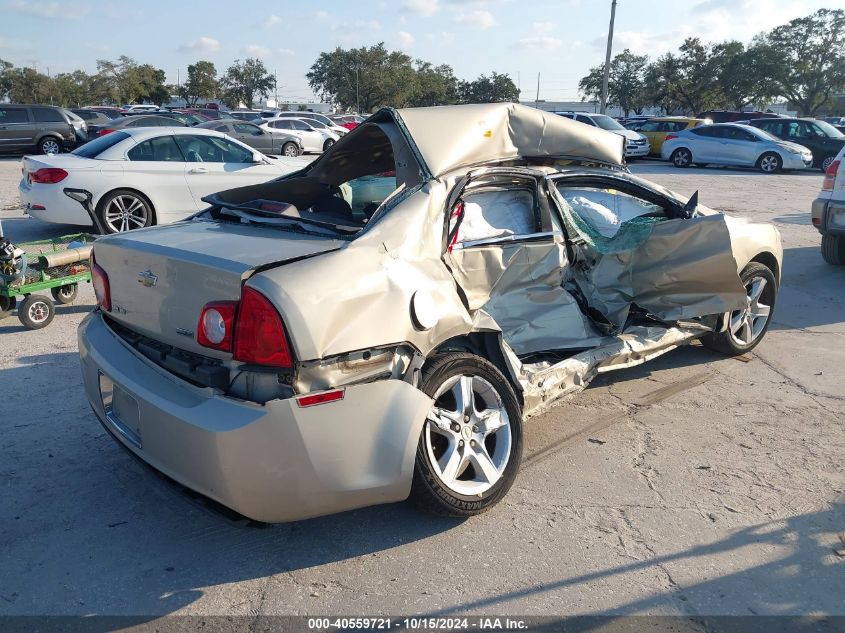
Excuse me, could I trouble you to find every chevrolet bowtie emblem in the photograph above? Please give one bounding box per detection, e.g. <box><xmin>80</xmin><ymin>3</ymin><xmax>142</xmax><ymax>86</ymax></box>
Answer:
<box><xmin>137</xmin><ymin>270</ymin><xmax>158</xmax><ymax>287</ymax></box>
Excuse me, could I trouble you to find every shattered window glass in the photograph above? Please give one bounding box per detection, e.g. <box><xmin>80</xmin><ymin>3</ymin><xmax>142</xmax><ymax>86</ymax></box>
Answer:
<box><xmin>554</xmin><ymin>185</ymin><xmax>664</xmax><ymax>253</ymax></box>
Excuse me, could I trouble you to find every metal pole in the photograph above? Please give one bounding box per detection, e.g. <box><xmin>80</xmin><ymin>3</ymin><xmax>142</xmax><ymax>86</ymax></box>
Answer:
<box><xmin>600</xmin><ymin>0</ymin><xmax>617</xmax><ymax>114</ymax></box>
<box><xmin>535</xmin><ymin>72</ymin><xmax>540</xmax><ymax>107</ymax></box>
<box><xmin>355</xmin><ymin>67</ymin><xmax>360</xmax><ymax>114</ymax></box>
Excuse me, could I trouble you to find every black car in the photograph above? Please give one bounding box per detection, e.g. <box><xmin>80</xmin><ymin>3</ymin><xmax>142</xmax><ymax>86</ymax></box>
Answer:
<box><xmin>71</xmin><ymin>108</ymin><xmax>116</xmax><ymax>137</ymax></box>
<box><xmin>698</xmin><ymin>110</ymin><xmax>777</xmax><ymax>123</ymax></box>
<box><xmin>196</xmin><ymin>120</ymin><xmax>302</xmax><ymax>156</ymax></box>
<box><xmin>746</xmin><ymin>118</ymin><xmax>845</xmax><ymax>171</ymax></box>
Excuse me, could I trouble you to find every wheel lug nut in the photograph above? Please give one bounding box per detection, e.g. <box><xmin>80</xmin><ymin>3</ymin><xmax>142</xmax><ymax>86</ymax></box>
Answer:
<box><xmin>459</xmin><ymin>440</ymin><xmax>464</xmax><ymax>447</ymax></box>
<box><xmin>472</xmin><ymin>425</ymin><xmax>478</xmax><ymax>432</ymax></box>
<box><xmin>470</xmin><ymin>440</ymin><xmax>476</xmax><ymax>447</ymax></box>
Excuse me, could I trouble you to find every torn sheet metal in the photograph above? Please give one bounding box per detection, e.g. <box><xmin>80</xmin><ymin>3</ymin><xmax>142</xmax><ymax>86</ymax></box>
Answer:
<box><xmin>505</xmin><ymin>325</ymin><xmax>705</xmax><ymax>418</ymax></box>
<box><xmin>396</xmin><ymin>103</ymin><xmax>625</xmax><ymax>178</ymax></box>
<box><xmin>554</xmin><ymin>188</ymin><xmax>748</xmax><ymax>331</ymax></box>
<box><xmin>447</xmin><ymin>238</ymin><xmax>603</xmax><ymax>355</ymax></box>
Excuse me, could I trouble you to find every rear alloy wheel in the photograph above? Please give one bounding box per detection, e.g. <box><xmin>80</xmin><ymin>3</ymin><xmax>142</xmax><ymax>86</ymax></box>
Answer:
<box><xmin>758</xmin><ymin>152</ymin><xmax>782</xmax><ymax>174</ymax></box>
<box><xmin>701</xmin><ymin>262</ymin><xmax>776</xmax><ymax>356</ymax></box>
<box><xmin>821</xmin><ymin>233</ymin><xmax>845</xmax><ymax>265</ymax></box>
<box><xmin>671</xmin><ymin>148</ymin><xmax>692</xmax><ymax>168</ymax></box>
<box><xmin>820</xmin><ymin>156</ymin><xmax>836</xmax><ymax>173</ymax></box>
<box><xmin>98</xmin><ymin>190</ymin><xmax>153</xmax><ymax>234</ymax></box>
<box><xmin>322</xmin><ymin>138</ymin><xmax>335</xmax><ymax>152</ymax></box>
<box><xmin>282</xmin><ymin>142</ymin><xmax>300</xmax><ymax>157</ymax></box>
<box><xmin>410</xmin><ymin>352</ymin><xmax>523</xmax><ymax>517</ymax></box>
<box><xmin>18</xmin><ymin>294</ymin><xmax>54</xmax><ymax>330</ymax></box>
<box><xmin>51</xmin><ymin>283</ymin><xmax>78</xmax><ymax>305</ymax></box>
<box><xmin>39</xmin><ymin>137</ymin><xmax>62</xmax><ymax>155</ymax></box>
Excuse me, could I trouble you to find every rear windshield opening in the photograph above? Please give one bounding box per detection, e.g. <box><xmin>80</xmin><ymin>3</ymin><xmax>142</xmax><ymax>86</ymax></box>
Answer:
<box><xmin>71</xmin><ymin>131</ymin><xmax>130</xmax><ymax>158</ymax></box>
<box><xmin>208</xmin><ymin>118</ymin><xmax>421</xmax><ymax>233</ymax></box>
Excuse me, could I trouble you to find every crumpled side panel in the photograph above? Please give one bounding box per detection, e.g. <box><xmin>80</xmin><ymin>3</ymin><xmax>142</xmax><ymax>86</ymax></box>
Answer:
<box><xmin>447</xmin><ymin>239</ymin><xmax>602</xmax><ymax>356</ymax></box>
<box><xmin>505</xmin><ymin>325</ymin><xmax>704</xmax><ymax>418</ymax></box>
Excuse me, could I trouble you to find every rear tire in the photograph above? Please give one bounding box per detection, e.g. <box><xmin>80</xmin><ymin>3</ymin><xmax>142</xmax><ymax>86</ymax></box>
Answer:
<box><xmin>821</xmin><ymin>233</ymin><xmax>845</xmax><ymax>265</ymax></box>
<box><xmin>51</xmin><ymin>283</ymin><xmax>78</xmax><ymax>305</ymax></box>
<box><xmin>322</xmin><ymin>138</ymin><xmax>335</xmax><ymax>152</ymax></box>
<box><xmin>282</xmin><ymin>142</ymin><xmax>300</xmax><ymax>157</ymax></box>
<box><xmin>701</xmin><ymin>263</ymin><xmax>776</xmax><ymax>356</ymax></box>
<box><xmin>18</xmin><ymin>294</ymin><xmax>54</xmax><ymax>330</ymax></box>
<box><xmin>38</xmin><ymin>136</ymin><xmax>62</xmax><ymax>155</ymax></box>
<box><xmin>757</xmin><ymin>152</ymin><xmax>782</xmax><ymax>174</ymax></box>
<box><xmin>410</xmin><ymin>352</ymin><xmax>523</xmax><ymax>517</ymax></box>
<box><xmin>820</xmin><ymin>155</ymin><xmax>836</xmax><ymax>172</ymax></box>
<box><xmin>97</xmin><ymin>189</ymin><xmax>154</xmax><ymax>234</ymax></box>
<box><xmin>671</xmin><ymin>148</ymin><xmax>692</xmax><ymax>168</ymax></box>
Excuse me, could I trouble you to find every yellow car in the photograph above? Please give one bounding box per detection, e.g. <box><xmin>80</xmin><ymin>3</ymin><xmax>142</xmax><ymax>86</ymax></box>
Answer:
<box><xmin>637</xmin><ymin>117</ymin><xmax>711</xmax><ymax>155</ymax></box>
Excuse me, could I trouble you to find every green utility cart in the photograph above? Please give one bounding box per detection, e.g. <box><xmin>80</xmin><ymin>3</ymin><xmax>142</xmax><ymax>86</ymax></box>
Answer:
<box><xmin>0</xmin><ymin>224</ymin><xmax>96</xmax><ymax>330</ymax></box>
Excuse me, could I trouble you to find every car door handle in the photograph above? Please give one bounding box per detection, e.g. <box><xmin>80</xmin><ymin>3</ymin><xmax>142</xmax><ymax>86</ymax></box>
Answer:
<box><xmin>188</xmin><ymin>167</ymin><xmax>208</xmax><ymax>174</ymax></box>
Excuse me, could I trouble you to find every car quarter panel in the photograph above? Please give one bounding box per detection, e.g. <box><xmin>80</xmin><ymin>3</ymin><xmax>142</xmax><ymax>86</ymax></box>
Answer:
<box><xmin>79</xmin><ymin>311</ymin><xmax>433</xmax><ymax>523</ymax></box>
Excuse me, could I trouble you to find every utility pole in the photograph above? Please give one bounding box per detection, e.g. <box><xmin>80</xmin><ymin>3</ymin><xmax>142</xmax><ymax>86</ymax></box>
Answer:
<box><xmin>355</xmin><ymin>67</ymin><xmax>360</xmax><ymax>114</ymax></box>
<box><xmin>535</xmin><ymin>72</ymin><xmax>540</xmax><ymax>107</ymax></box>
<box><xmin>600</xmin><ymin>0</ymin><xmax>617</xmax><ymax>114</ymax></box>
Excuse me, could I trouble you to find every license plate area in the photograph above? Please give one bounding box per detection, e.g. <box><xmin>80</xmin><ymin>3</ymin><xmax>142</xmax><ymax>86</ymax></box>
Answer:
<box><xmin>99</xmin><ymin>372</ymin><xmax>142</xmax><ymax>448</ymax></box>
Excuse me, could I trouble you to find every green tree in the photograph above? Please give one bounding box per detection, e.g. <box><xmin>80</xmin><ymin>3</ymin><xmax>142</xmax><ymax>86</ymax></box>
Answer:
<box><xmin>96</xmin><ymin>56</ymin><xmax>168</xmax><ymax>104</ymax></box>
<box><xmin>221</xmin><ymin>58</ymin><xmax>274</xmax><ymax>109</ymax></box>
<box><xmin>457</xmin><ymin>72</ymin><xmax>519</xmax><ymax>104</ymax></box>
<box><xmin>642</xmin><ymin>55</ymin><xmax>683</xmax><ymax>115</ymax></box>
<box><xmin>755</xmin><ymin>8</ymin><xmax>845</xmax><ymax>115</ymax></box>
<box><xmin>410</xmin><ymin>61</ymin><xmax>458</xmax><ymax>107</ymax></box>
<box><xmin>307</xmin><ymin>43</ymin><xmax>417</xmax><ymax>112</ymax></box>
<box><xmin>6</xmin><ymin>66</ymin><xmax>51</xmax><ymax>103</ymax></box>
<box><xmin>179</xmin><ymin>60</ymin><xmax>218</xmax><ymax>106</ymax></box>
<box><xmin>711</xmin><ymin>41</ymin><xmax>779</xmax><ymax>111</ymax></box>
<box><xmin>50</xmin><ymin>70</ymin><xmax>92</xmax><ymax>107</ymax></box>
<box><xmin>0</xmin><ymin>58</ymin><xmax>13</xmax><ymax>102</ymax></box>
<box><xmin>579</xmin><ymin>49</ymin><xmax>649</xmax><ymax>116</ymax></box>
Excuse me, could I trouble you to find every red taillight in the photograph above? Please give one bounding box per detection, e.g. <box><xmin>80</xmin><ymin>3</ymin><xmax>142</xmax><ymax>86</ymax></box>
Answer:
<box><xmin>296</xmin><ymin>389</ymin><xmax>345</xmax><ymax>408</ymax></box>
<box><xmin>664</xmin><ymin>133</ymin><xmax>678</xmax><ymax>141</ymax></box>
<box><xmin>233</xmin><ymin>287</ymin><xmax>293</xmax><ymax>368</ymax></box>
<box><xmin>30</xmin><ymin>168</ymin><xmax>68</xmax><ymax>184</ymax></box>
<box><xmin>196</xmin><ymin>287</ymin><xmax>294</xmax><ymax>367</ymax></box>
<box><xmin>97</xmin><ymin>129</ymin><xmax>114</xmax><ymax>136</ymax></box>
<box><xmin>196</xmin><ymin>301</ymin><xmax>237</xmax><ymax>351</ymax></box>
<box><xmin>822</xmin><ymin>159</ymin><xmax>840</xmax><ymax>191</ymax></box>
<box><xmin>90</xmin><ymin>253</ymin><xmax>111</xmax><ymax>312</ymax></box>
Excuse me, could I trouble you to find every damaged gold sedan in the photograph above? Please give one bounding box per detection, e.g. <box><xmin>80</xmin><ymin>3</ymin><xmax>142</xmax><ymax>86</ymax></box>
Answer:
<box><xmin>79</xmin><ymin>104</ymin><xmax>782</xmax><ymax>521</ymax></box>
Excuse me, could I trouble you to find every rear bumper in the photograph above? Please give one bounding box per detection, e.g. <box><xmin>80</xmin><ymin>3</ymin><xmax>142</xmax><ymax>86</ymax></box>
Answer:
<box><xmin>812</xmin><ymin>196</ymin><xmax>845</xmax><ymax>236</ymax></box>
<box><xmin>78</xmin><ymin>311</ymin><xmax>432</xmax><ymax>523</ymax></box>
<box><xmin>18</xmin><ymin>179</ymin><xmax>93</xmax><ymax>225</ymax></box>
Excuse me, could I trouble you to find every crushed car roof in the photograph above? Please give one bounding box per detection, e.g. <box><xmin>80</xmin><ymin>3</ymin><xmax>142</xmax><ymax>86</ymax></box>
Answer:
<box><xmin>393</xmin><ymin>102</ymin><xmax>626</xmax><ymax>178</ymax></box>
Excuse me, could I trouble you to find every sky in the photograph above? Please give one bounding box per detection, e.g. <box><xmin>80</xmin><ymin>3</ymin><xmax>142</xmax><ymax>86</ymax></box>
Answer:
<box><xmin>0</xmin><ymin>0</ymin><xmax>838</xmax><ymax>104</ymax></box>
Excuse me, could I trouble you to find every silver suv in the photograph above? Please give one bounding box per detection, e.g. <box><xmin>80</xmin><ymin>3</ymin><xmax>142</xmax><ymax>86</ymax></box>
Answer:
<box><xmin>0</xmin><ymin>104</ymin><xmax>86</xmax><ymax>155</ymax></box>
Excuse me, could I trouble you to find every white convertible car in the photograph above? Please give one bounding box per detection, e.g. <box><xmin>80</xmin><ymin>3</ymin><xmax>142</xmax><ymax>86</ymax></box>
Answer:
<box><xmin>19</xmin><ymin>127</ymin><xmax>307</xmax><ymax>234</ymax></box>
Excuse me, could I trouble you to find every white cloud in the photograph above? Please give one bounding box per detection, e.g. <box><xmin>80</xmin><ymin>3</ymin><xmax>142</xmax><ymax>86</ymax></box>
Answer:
<box><xmin>9</xmin><ymin>0</ymin><xmax>88</xmax><ymax>20</ymax></box>
<box><xmin>180</xmin><ymin>36</ymin><xmax>221</xmax><ymax>54</ymax></box>
<box><xmin>315</xmin><ymin>10</ymin><xmax>330</xmax><ymax>20</ymax></box>
<box><xmin>262</xmin><ymin>14</ymin><xmax>282</xmax><ymax>28</ymax></box>
<box><xmin>532</xmin><ymin>21</ymin><xmax>556</xmax><ymax>34</ymax></box>
<box><xmin>514</xmin><ymin>35</ymin><xmax>562</xmax><ymax>51</ymax></box>
<box><xmin>331</xmin><ymin>19</ymin><xmax>381</xmax><ymax>32</ymax></box>
<box><xmin>427</xmin><ymin>31</ymin><xmax>455</xmax><ymax>44</ymax></box>
<box><xmin>402</xmin><ymin>0</ymin><xmax>439</xmax><ymax>16</ymax></box>
<box><xmin>277</xmin><ymin>48</ymin><xmax>295</xmax><ymax>56</ymax></box>
<box><xmin>397</xmin><ymin>31</ymin><xmax>415</xmax><ymax>49</ymax></box>
<box><xmin>453</xmin><ymin>9</ymin><xmax>496</xmax><ymax>30</ymax></box>
<box><xmin>244</xmin><ymin>44</ymin><xmax>271</xmax><ymax>57</ymax></box>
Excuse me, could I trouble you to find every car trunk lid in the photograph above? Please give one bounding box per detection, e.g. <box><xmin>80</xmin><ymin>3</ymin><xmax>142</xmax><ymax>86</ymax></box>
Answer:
<box><xmin>93</xmin><ymin>220</ymin><xmax>344</xmax><ymax>356</ymax></box>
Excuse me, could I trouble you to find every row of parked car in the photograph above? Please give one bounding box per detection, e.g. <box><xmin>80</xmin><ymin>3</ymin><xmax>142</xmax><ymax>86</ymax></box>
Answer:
<box><xmin>556</xmin><ymin>110</ymin><xmax>845</xmax><ymax>174</ymax></box>
<box><xmin>0</xmin><ymin>103</ymin><xmax>366</xmax><ymax>157</ymax></box>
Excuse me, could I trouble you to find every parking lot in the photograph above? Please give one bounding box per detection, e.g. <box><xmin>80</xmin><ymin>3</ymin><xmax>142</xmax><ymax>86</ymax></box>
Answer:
<box><xmin>1</xmin><ymin>157</ymin><xmax>843</xmax><ymax>621</ymax></box>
